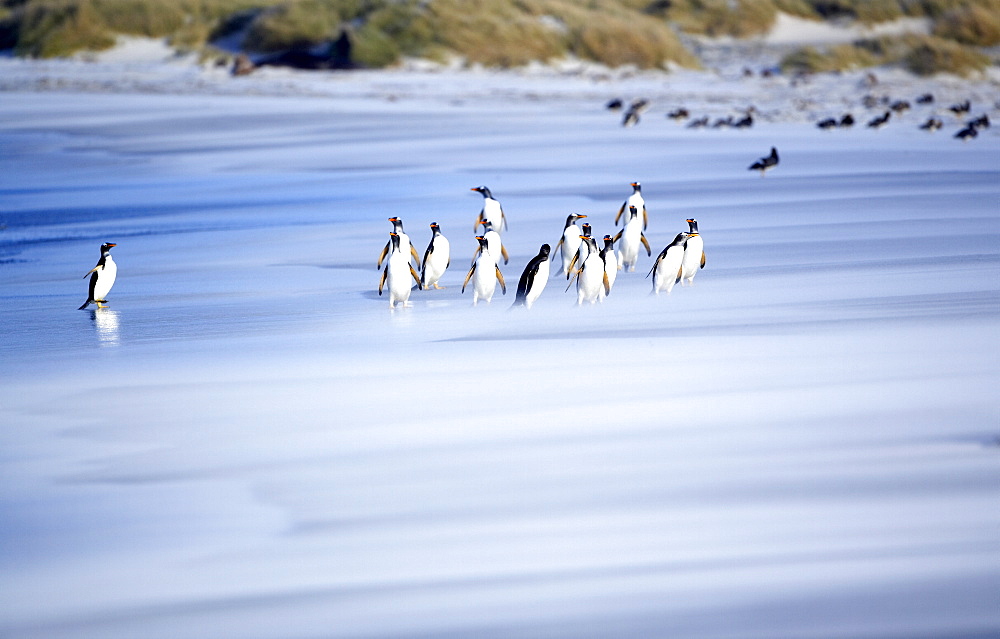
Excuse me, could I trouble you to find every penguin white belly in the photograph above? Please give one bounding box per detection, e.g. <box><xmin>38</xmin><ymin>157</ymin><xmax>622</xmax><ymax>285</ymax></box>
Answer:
<box><xmin>387</xmin><ymin>251</ymin><xmax>413</xmax><ymax>308</ymax></box>
<box><xmin>681</xmin><ymin>235</ymin><xmax>704</xmax><ymax>285</ymax></box>
<box><xmin>93</xmin><ymin>257</ymin><xmax>117</xmax><ymax>300</ymax></box>
<box><xmin>423</xmin><ymin>237</ymin><xmax>450</xmax><ymax>287</ymax></box>
<box><xmin>524</xmin><ymin>258</ymin><xmax>549</xmax><ymax>309</ymax></box>
<box><xmin>482</xmin><ymin>200</ymin><xmax>503</xmax><ymax>231</ymax></box>
<box><xmin>484</xmin><ymin>230</ymin><xmax>503</xmax><ymax>262</ymax></box>
<box><xmin>577</xmin><ymin>254</ymin><xmax>604</xmax><ymax>305</ymax></box>
<box><xmin>653</xmin><ymin>246</ymin><xmax>684</xmax><ymax>295</ymax></box>
<box><xmin>472</xmin><ymin>253</ymin><xmax>498</xmax><ymax>305</ymax></box>
<box><xmin>618</xmin><ymin>222</ymin><xmax>642</xmax><ymax>271</ymax></box>
<box><xmin>560</xmin><ymin>228</ymin><xmax>581</xmax><ymax>276</ymax></box>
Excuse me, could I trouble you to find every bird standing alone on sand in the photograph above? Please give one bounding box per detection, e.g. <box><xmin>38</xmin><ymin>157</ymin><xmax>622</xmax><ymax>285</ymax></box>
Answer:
<box><xmin>79</xmin><ymin>242</ymin><xmax>117</xmax><ymax>310</ymax></box>
<box><xmin>748</xmin><ymin>147</ymin><xmax>779</xmax><ymax>176</ymax></box>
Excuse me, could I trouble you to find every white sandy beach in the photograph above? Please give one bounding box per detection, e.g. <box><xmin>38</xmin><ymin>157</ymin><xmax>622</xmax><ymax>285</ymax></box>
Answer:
<box><xmin>1</xmin><ymin>42</ymin><xmax>999</xmax><ymax>638</ymax></box>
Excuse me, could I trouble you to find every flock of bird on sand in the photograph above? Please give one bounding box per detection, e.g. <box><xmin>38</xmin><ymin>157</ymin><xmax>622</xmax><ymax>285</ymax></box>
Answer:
<box><xmin>375</xmin><ymin>183</ymin><xmax>709</xmax><ymax>310</ymax></box>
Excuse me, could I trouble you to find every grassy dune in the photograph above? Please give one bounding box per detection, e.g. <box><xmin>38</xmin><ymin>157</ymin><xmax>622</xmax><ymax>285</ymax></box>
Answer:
<box><xmin>0</xmin><ymin>0</ymin><xmax>996</xmax><ymax>74</ymax></box>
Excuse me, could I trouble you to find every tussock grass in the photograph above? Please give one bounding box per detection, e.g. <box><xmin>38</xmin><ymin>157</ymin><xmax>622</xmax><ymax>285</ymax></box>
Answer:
<box><xmin>931</xmin><ymin>0</ymin><xmax>1000</xmax><ymax>47</ymax></box>
<box><xmin>781</xmin><ymin>33</ymin><xmax>990</xmax><ymax>77</ymax></box>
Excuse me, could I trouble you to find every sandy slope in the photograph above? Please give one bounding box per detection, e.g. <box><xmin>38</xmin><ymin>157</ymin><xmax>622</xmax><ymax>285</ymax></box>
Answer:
<box><xmin>1</xmin><ymin>53</ymin><xmax>999</xmax><ymax>639</ymax></box>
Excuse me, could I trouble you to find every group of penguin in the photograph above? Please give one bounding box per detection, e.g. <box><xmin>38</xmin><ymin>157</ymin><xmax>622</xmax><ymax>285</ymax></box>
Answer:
<box><xmin>376</xmin><ymin>183</ymin><xmax>706</xmax><ymax>310</ymax></box>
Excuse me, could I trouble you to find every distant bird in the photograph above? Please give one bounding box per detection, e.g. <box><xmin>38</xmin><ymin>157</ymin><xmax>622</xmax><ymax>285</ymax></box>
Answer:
<box><xmin>954</xmin><ymin>125</ymin><xmax>978</xmax><ymax>141</ymax></box>
<box><xmin>919</xmin><ymin>117</ymin><xmax>943</xmax><ymax>132</ymax></box>
<box><xmin>568</xmin><ymin>236</ymin><xmax>608</xmax><ymax>305</ymax></box>
<box><xmin>712</xmin><ymin>116</ymin><xmax>734</xmax><ymax>129</ymax></box>
<box><xmin>949</xmin><ymin>100</ymin><xmax>971</xmax><ymax>117</ymax></box>
<box><xmin>817</xmin><ymin>117</ymin><xmax>838</xmax><ymax>129</ymax></box>
<box><xmin>687</xmin><ymin>116</ymin><xmax>709</xmax><ymax>129</ymax></box>
<box><xmin>748</xmin><ymin>146</ymin><xmax>779</xmax><ymax>176</ymax></box>
<box><xmin>79</xmin><ymin>242</ymin><xmax>117</xmax><ymax>310</ymax></box>
<box><xmin>647</xmin><ymin>232</ymin><xmax>689</xmax><ymax>295</ymax></box>
<box><xmin>471</xmin><ymin>185</ymin><xmax>507</xmax><ymax>232</ymax></box>
<box><xmin>473</xmin><ymin>219</ymin><xmax>509</xmax><ymax>265</ymax></box>
<box><xmin>420</xmin><ymin>222</ymin><xmax>450</xmax><ymax>290</ymax></box>
<box><xmin>733</xmin><ymin>112</ymin><xmax>754</xmax><ymax>129</ymax></box>
<box><xmin>554</xmin><ymin>213</ymin><xmax>587</xmax><ymax>277</ymax></box>
<box><xmin>622</xmin><ymin>99</ymin><xmax>650</xmax><ymax>127</ymax></box>
<box><xmin>867</xmin><ymin>111</ymin><xmax>891</xmax><ymax>129</ymax></box>
<box><xmin>378</xmin><ymin>217</ymin><xmax>420</xmax><ymax>269</ymax></box>
<box><xmin>606</xmin><ymin>98</ymin><xmax>624</xmax><ymax>110</ymax></box>
<box><xmin>915</xmin><ymin>93</ymin><xmax>934</xmax><ymax>105</ymax></box>
<box><xmin>969</xmin><ymin>114</ymin><xmax>990</xmax><ymax>130</ymax></box>
<box><xmin>890</xmin><ymin>99</ymin><xmax>910</xmax><ymax>113</ymax></box>
<box><xmin>615</xmin><ymin>181</ymin><xmax>647</xmax><ymax>229</ymax></box>
<box><xmin>462</xmin><ymin>236</ymin><xmax>505</xmax><ymax>305</ymax></box>
<box><xmin>600</xmin><ymin>234</ymin><xmax>618</xmax><ymax>295</ymax></box>
<box><xmin>511</xmin><ymin>244</ymin><xmax>551</xmax><ymax>310</ymax></box>
<box><xmin>667</xmin><ymin>107</ymin><xmax>689</xmax><ymax>120</ymax></box>
<box><xmin>378</xmin><ymin>233</ymin><xmax>421</xmax><ymax>309</ymax></box>
<box><xmin>680</xmin><ymin>218</ymin><xmax>706</xmax><ymax>286</ymax></box>
<box><xmin>614</xmin><ymin>205</ymin><xmax>651</xmax><ymax>272</ymax></box>
<box><xmin>839</xmin><ymin>113</ymin><xmax>855</xmax><ymax>127</ymax></box>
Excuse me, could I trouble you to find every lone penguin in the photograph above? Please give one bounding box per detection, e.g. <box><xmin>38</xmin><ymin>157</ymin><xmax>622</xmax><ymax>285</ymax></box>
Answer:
<box><xmin>79</xmin><ymin>242</ymin><xmax>117</xmax><ymax>310</ymax></box>
<box><xmin>511</xmin><ymin>244</ymin><xmax>551</xmax><ymax>310</ymax></box>
<box><xmin>748</xmin><ymin>147</ymin><xmax>779</xmax><ymax>176</ymax></box>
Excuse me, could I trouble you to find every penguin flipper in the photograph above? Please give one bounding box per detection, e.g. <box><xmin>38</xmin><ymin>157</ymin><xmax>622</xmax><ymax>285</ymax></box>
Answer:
<box><xmin>700</xmin><ymin>251</ymin><xmax>706</xmax><ymax>269</ymax></box>
<box><xmin>500</xmin><ymin>209</ymin><xmax>508</xmax><ymax>232</ymax></box>
<box><xmin>603</xmin><ymin>272</ymin><xmax>611</xmax><ymax>295</ymax></box>
<box><xmin>501</xmin><ymin>245</ymin><xmax>509</xmax><ymax>264</ymax></box>
<box><xmin>675</xmin><ymin>265</ymin><xmax>683</xmax><ymax>284</ymax></box>
<box><xmin>640</xmin><ymin>234</ymin><xmax>652</xmax><ymax>256</ymax></box>
<box><xmin>377</xmin><ymin>242</ymin><xmax>389</xmax><ymax>269</ymax></box>
<box><xmin>612</xmin><ymin>230</ymin><xmax>623</xmax><ymax>244</ymax></box>
<box><xmin>565</xmin><ymin>253</ymin><xmax>579</xmax><ymax>279</ymax></box>
<box><xmin>614</xmin><ymin>202</ymin><xmax>625</xmax><ymax>225</ymax></box>
<box><xmin>410</xmin><ymin>245</ymin><xmax>421</xmax><ymax>268</ymax></box>
<box><xmin>474</xmin><ymin>212</ymin><xmax>484</xmax><ymax>232</ymax></box>
<box><xmin>642</xmin><ymin>206</ymin><xmax>649</xmax><ymax>230</ymax></box>
<box><xmin>553</xmin><ymin>237</ymin><xmax>564</xmax><ymax>253</ymax></box>
<box><xmin>565</xmin><ymin>269</ymin><xmax>581</xmax><ymax>292</ymax></box>
<box><xmin>646</xmin><ymin>258</ymin><xmax>658</xmax><ymax>279</ymax></box>
<box><xmin>409</xmin><ymin>264</ymin><xmax>422</xmax><ymax>289</ymax></box>
<box><xmin>462</xmin><ymin>264</ymin><xmax>476</xmax><ymax>293</ymax></box>
<box><xmin>83</xmin><ymin>265</ymin><xmax>100</xmax><ymax>278</ymax></box>
<box><xmin>495</xmin><ymin>266</ymin><xmax>506</xmax><ymax>294</ymax></box>
<box><xmin>471</xmin><ymin>246</ymin><xmax>481</xmax><ymax>266</ymax></box>
<box><xmin>378</xmin><ymin>266</ymin><xmax>387</xmax><ymax>295</ymax></box>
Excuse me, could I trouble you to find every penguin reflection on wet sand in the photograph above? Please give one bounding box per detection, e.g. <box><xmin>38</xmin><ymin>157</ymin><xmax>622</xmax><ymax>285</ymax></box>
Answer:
<box><xmin>377</xmin><ymin>217</ymin><xmax>421</xmax><ymax>269</ymax></box>
<box><xmin>463</xmin><ymin>235</ymin><xmax>506</xmax><ymax>306</ymax></box>
<box><xmin>648</xmin><ymin>232</ymin><xmax>688</xmax><ymax>295</ymax></box>
<box><xmin>379</xmin><ymin>232</ymin><xmax>422</xmax><ymax>309</ymax></box>
<box><xmin>680</xmin><ymin>218</ymin><xmax>706</xmax><ymax>286</ymax></box>
<box><xmin>420</xmin><ymin>222</ymin><xmax>450</xmax><ymax>290</ymax></box>
<box><xmin>748</xmin><ymin>146</ymin><xmax>779</xmax><ymax>176</ymax></box>
<box><xmin>511</xmin><ymin>244</ymin><xmax>551</xmax><ymax>310</ymax></box>
<box><xmin>471</xmin><ymin>186</ymin><xmax>507</xmax><ymax>232</ymax></box>
<box><xmin>79</xmin><ymin>242</ymin><xmax>117</xmax><ymax>310</ymax></box>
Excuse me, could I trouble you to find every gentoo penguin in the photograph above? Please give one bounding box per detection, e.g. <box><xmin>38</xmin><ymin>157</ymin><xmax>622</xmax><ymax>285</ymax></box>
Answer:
<box><xmin>511</xmin><ymin>243</ymin><xmax>551</xmax><ymax>310</ymax></box>
<box><xmin>377</xmin><ymin>217</ymin><xmax>420</xmax><ymax>269</ymax></box>
<box><xmin>948</xmin><ymin>99</ymin><xmax>971</xmax><ymax>117</ymax></box>
<box><xmin>613</xmin><ymin>205</ymin><xmax>651</xmax><ymax>272</ymax></box>
<box><xmin>79</xmin><ymin>242</ymin><xmax>117</xmax><ymax>310</ymax></box>
<box><xmin>969</xmin><ymin>114</ymin><xmax>990</xmax><ymax>130</ymax></box>
<box><xmin>916</xmin><ymin>93</ymin><xmax>934</xmax><ymax>105</ymax></box>
<box><xmin>553</xmin><ymin>213</ymin><xmax>587</xmax><ymax>277</ymax></box>
<box><xmin>606</xmin><ymin>98</ymin><xmax>624</xmax><ymax>110</ymax></box>
<box><xmin>420</xmin><ymin>222</ymin><xmax>450</xmax><ymax>289</ymax></box>
<box><xmin>569</xmin><ymin>236</ymin><xmax>608</xmax><ymax>305</ymax></box>
<box><xmin>680</xmin><ymin>218</ymin><xmax>706</xmax><ymax>286</ymax></box>
<box><xmin>615</xmin><ymin>181</ymin><xmax>648</xmax><ymax>229</ymax></box>
<box><xmin>866</xmin><ymin>111</ymin><xmax>891</xmax><ymax>129</ymax></box>
<box><xmin>472</xmin><ymin>219</ymin><xmax>509</xmax><ymax>265</ymax></box>
<box><xmin>687</xmin><ymin>116</ymin><xmax>709</xmax><ymax>129</ymax></box>
<box><xmin>622</xmin><ymin>99</ymin><xmax>649</xmax><ymax>127</ymax></box>
<box><xmin>839</xmin><ymin>113</ymin><xmax>855</xmax><ymax>127</ymax></box>
<box><xmin>471</xmin><ymin>186</ymin><xmax>507</xmax><ymax>232</ymax></box>
<box><xmin>748</xmin><ymin>146</ymin><xmax>779</xmax><ymax>176</ymax></box>
<box><xmin>647</xmin><ymin>232</ymin><xmax>689</xmax><ymax>295</ymax></box>
<box><xmin>462</xmin><ymin>236</ymin><xmax>506</xmax><ymax>305</ymax></box>
<box><xmin>817</xmin><ymin>117</ymin><xmax>838</xmax><ymax>129</ymax></box>
<box><xmin>600</xmin><ymin>234</ymin><xmax>618</xmax><ymax>296</ymax></box>
<box><xmin>890</xmin><ymin>99</ymin><xmax>910</xmax><ymax>113</ymax></box>
<box><xmin>667</xmin><ymin>107</ymin><xmax>689</xmax><ymax>120</ymax></box>
<box><xmin>379</xmin><ymin>232</ymin><xmax>421</xmax><ymax>309</ymax></box>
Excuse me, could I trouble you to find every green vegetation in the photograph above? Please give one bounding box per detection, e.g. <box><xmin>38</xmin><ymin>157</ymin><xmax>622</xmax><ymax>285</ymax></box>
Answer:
<box><xmin>0</xmin><ymin>0</ymin><xmax>995</xmax><ymax>73</ymax></box>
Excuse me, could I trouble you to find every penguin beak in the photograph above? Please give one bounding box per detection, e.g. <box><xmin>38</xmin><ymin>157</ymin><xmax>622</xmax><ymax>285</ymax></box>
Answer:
<box><xmin>107</xmin><ymin>243</ymin><xmax>117</xmax><ymax>247</ymax></box>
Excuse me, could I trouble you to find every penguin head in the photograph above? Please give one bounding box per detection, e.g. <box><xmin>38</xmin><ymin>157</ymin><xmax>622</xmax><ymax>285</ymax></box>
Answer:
<box><xmin>581</xmin><ymin>223</ymin><xmax>592</xmax><ymax>236</ymax></box>
<box><xmin>430</xmin><ymin>222</ymin><xmax>440</xmax><ymax>231</ymax></box>
<box><xmin>475</xmin><ymin>235</ymin><xmax>489</xmax><ymax>248</ymax></box>
<box><xmin>101</xmin><ymin>242</ymin><xmax>117</xmax><ymax>252</ymax></box>
<box><xmin>631</xmin><ymin>181</ymin><xmax>641</xmax><ymax>191</ymax></box>
<box><xmin>389</xmin><ymin>232</ymin><xmax>401</xmax><ymax>248</ymax></box>
<box><xmin>480</xmin><ymin>219</ymin><xmax>495</xmax><ymax>232</ymax></box>
<box><xmin>388</xmin><ymin>216</ymin><xmax>404</xmax><ymax>232</ymax></box>
<box><xmin>603</xmin><ymin>234</ymin><xmax>614</xmax><ymax>248</ymax></box>
<box><xmin>538</xmin><ymin>243</ymin><xmax>551</xmax><ymax>257</ymax></box>
<box><xmin>471</xmin><ymin>186</ymin><xmax>492</xmax><ymax>198</ymax></box>
<box><xmin>671</xmin><ymin>232</ymin><xmax>691</xmax><ymax>246</ymax></box>
<box><xmin>686</xmin><ymin>218</ymin><xmax>699</xmax><ymax>233</ymax></box>
<box><xmin>628</xmin><ymin>205</ymin><xmax>638</xmax><ymax>219</ymax></box>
